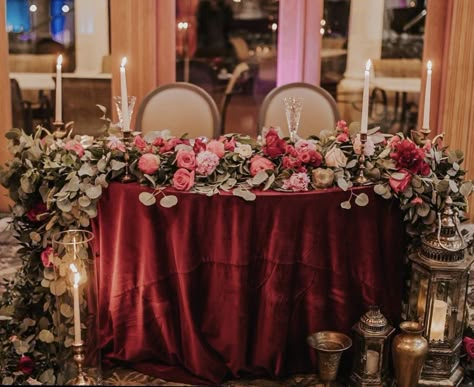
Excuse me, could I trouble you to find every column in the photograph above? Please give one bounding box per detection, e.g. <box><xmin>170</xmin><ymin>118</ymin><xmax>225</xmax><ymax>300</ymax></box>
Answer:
<box><xmin>74</xmin><ymin>0</ymin><xmax>109</xmax><ymax>73</ymax></box>
<box><xmin>337</xmin><ymin>0</ymin><xmax>384</xmax><ymax>122</ymax></box>
<box><xmin>276</xmin><ymin>0</ymin><xmax>323</xmax><ymax>86</ymax></box>
<box><xmin>110</xmin><ymin>0</ymin><xmax>176</xmax><ymax>126</ymax></box>
<box><xmin>0</xmin><ymin>0</ymin><xmax>12</xmax><ymax>212</ymax></box>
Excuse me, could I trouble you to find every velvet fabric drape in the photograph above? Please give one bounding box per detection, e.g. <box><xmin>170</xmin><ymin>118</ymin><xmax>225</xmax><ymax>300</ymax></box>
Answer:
<box><xmin>92</xmin><ymin>182</ymin><xmax>405</xmax><ymax>384</ymax></box>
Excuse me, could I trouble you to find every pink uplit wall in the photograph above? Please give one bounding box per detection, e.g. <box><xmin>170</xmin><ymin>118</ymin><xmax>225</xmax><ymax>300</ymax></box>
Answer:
<box><xmin>277</xmin><ymin>0</ymin><xmax>324</xmax><ymax>86</ymax></box>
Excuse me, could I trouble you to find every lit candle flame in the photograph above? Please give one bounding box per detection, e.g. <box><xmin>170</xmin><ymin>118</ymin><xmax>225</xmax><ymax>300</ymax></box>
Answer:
<box><xmin>69</xmin><ymin>263</ymin><xmax>80</xmax><ymax>285</ymax></box>
<box><xmin>121</xmin><ymin>57</ymin><xmax>127</xmax><ymax>68</ymax></box>
<box><xmin>427</xmin><ymin>60</ymin><xmax>432</xmax><ymax>71</ymax></box>
<box><xmin>365</xmin><ymin>59</ymin><xmax>372</xmax><ymax>72</ymax></box>
<box><xmin>57</xmin><ymin>54</ymin><xmax>63</xmax><ymax>66</ymax></box>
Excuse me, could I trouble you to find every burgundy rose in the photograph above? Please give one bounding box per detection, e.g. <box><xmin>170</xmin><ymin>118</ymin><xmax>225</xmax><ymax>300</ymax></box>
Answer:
<box><xmin>161</xmin><ymin>138</ymin><xmax>186</xmax><ymax>153</ymax></box>
<box><xmin>263</xmin><ymin>128</ymin><xmax>286</xmax><ymax>158</ymax></box>
<box><xmin>464</xmin><ymin>337</ymin><xmax>474</xmax><ymax>360</ymax></box>
<box><xmin>172</xmin><ymin>168</ymin><xmax>195</xmax><ymax>191</ymax></box>
<box><xmin>134</xmin><ymin>135</ymin><xmax>147</xmax><ymax>151</ymax></box>
<box><xmin>389</xmin><ymin>170</ymin><xmax>412</xmax><ymax>193</ymax></box>
<box><xmin>219</xmin><ymin>136</ymin><xmax>236</xmax><ymax>151</ymax></box>
<box><xmin>41</xmin><ymin>246</ymin><xmax>54</xmax><ymax>267</ymax></box>
<box><xmin>390</xmin><ymin>139</ymin><xmax>427</xmax><ymax>174</ymax></box>
<box><xmin>193</xmin><ymin>138</ymin><xmax>207</xmax><ymax>153</ymax></box>
<box><xmin>284</xmin><ymin>144</ymin><xmax>298</xmax><ymax>157</ymax></box>
<box><xmin>26</xmin><ymin>202</ymin><xmax>47</xmax><ymax>222</ymax></box>
<box><xmin>250</xmin><ymin>155</ymin><xmax>275</xmax><ymax>177</ymax></box>
<box><xmin>282</xmin><ymin>155</ymin><xmax>300</xmax><ymax>170</ymax></box>
<box><xmin>18</xmin><ymin>355</ymin><xmax>34</xmax><ymax>375</ymax></box>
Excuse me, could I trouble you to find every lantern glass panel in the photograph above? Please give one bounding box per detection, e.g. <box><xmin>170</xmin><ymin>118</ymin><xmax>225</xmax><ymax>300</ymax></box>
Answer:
<box><xmin>428</xmin><ymin>281</ymin><xmax>451</xmax><ymax>342</ymax></box>
<box><xmin>365</xmin><ymin>342</ymin><xmax>382</xmax><ymax>375</ymax></box>
<box><xmin>407</xmin><ymin>265</ymin><xmax>429</xmax><ymax>322</ymax></box>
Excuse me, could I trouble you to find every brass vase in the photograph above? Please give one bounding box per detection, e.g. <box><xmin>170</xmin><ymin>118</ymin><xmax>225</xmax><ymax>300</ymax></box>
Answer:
<box><xmin>392</xmin><ymin>321</ymin><xmax>428</xmax><ymax>387</ymax></box>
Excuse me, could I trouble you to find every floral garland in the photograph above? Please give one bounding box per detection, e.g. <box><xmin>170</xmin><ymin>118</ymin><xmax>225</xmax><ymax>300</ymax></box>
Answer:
<box><xmin>0</xmin><ymin>121</ymin><xmax>472</xmax><ymax>383</ymax></box>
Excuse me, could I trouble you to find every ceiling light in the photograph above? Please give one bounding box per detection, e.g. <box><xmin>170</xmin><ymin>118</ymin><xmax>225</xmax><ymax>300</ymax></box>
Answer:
<box><xmin>29</xmin><ymin>4</ymin><xmax>37</xmax><ymax>12</ymax></box>
<box><xmin>62</xmin><ymin>4</ymin><xmax>70</xmax><ymax>13</ymax></box>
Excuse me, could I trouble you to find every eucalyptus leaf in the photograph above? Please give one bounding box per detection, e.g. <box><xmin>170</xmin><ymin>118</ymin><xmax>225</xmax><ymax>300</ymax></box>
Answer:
<box><xmin>233</xmin><ymin>187</ymin><xmax>256</xmax><ymax>201</ymax></box>
<box><xmin>355</xmin><ymin>193</ymin><xmax>369</xmax><ymax>207</ymax></box>
<box><xmin>78</xmin><ymin>163</ymin><xmax>96</xmax><ymax>177</ymax></box>
<box><xmin>416</xmin><ymin>203</ymin><xmax>431</xmax><ymax>217</ymax></box>
<box><xmin>337</xmin><ymin>178</ymin><xmax>349</xmax><ymax>191</ymax></box>
<box><xmin>377</xmin><ymin>147</ymin><xmax>391</xmax><ymax>159</ymax></box>
<box><xmin>345</xmin><ymin>159</ymin><xmax>358</xmax><ymax>169</ymax></box>
<box><xmin>78</xmin><ymin>195</ymin><xmax>91</xmax><ymax>208</ymax></box>
<box><xmin>38</xmin><ymin>369</ymin><xmax>56</xmax><ymax>385</ymax></box>
<box><xmin>60</xmin><ymin>303</ymin><xmax>74</xmax><ymax>318</ymax></box>
<box><xmin>263</xmin><ymin>173</ymin><xmax>276</xmax><ymax>191</ymax></box>
<box><xmin>252</xmin><ymin>170</ymin><xmax>268</xmax><ymax>186</ymax></box>
<box><xmin>139</xmin><ymin>192</ymin><xmax>156</xmax><ymax>206</ymax></box>
<box><xmin>374</xmin><ymin>184</ymin><xmax>387</xmax><ymax>195</ymax></box>
<box><xmin>436</xmin><ymin>180</ymin><xmax>449</xmax><ymax>192</ymax></box>
<box><xmin>448</xmin><ymin>179</ymin><xmax>459</xmax><ymax>193</ymax></box>
<box><xmin>340</xmin><ymin>200</ymin><xmax>351</xmax><ymax>209</ymax></box>
<box><xmin>460</xmin><ymin>181</ymin><xmax>473</xmax><ymax>197</ymax></box>
<box><xmin>56</xmin><ymin>198</ymin><xmax>72</xmax><ymax>212</ymax></box>
<box><xmin>38</xmin><ymin>329</ymin><xmax>55</xmax><ymax>343</ymax></box>
<box><xmin>2</xmin><ymin>378</ymin><xmax>13</xmax><ymax>385</ymax></box>
<box><xmin>85</xmin><ymin>185</ymin><xmax>102</xmax><ymax>199</ymax></box>
<box><xmin>13</xmin><ymin>340</ymin><xmax>29</xmax><ymax>355</ymax></box>
<box><xmin>50</xmin><ymin>279</ymin><xmax>66</xmax><ymax>296</ymax></box>
<box><xmin>160</xmin><ymin>195</ymin><xmax>178</xmax><ymax>208</ymax></box>
<box><xmin>110</xmin><ymin>159</ymin><xmax>126</xmax><ymax>171</ymax></box>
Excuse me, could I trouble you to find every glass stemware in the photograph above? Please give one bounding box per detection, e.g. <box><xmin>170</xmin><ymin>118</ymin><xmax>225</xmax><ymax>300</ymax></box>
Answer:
<box><xmin>283</xmin><ymin>96</ymin><xmax>303</xmax><ymax>143</ymax></box>
<box><xmin>113</xmin><ymin>96</ymin><xmax>137</xmax><ymax>130</ymax></box>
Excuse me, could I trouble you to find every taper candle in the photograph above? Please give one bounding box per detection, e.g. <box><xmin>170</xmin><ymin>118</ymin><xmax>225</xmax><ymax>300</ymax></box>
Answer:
<box><xmin>360</xmin><ymin>59</ymin><xmax>371</xmax><ymax>134</ymax></box>
<box><xmin>422</xmin><ymin>60</ymin><xmax>432</xmax><ymax>130</ymax></box>
<box><xmin>55</xmin><ymin>55</ymin><xmax>63</xmax><ymax>123</ymax></box>
<box><xmin>120</xmin><ymin>57</ymin><xmax>130</xmax><ymax>132</ymax></box>
<box><xmin>69</xmin><ymin>263</ymin><xmax>82</xmax><ymax>345</ymax></box>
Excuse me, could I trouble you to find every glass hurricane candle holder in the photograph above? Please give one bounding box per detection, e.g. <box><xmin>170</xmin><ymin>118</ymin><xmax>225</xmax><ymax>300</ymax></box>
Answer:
<box><xmin>113</xmin><ymin>95</ymin><xmax>137</xmax><ymax>131</ymax></box>
<box><xmin>51</xmin><ymin>230</ymin><xmax>101</xmax><ymax>385</ymax></box>
<box><xmin>283</xmin><ymin>96</ymin><xmax>303</xmax><ymax>143</ymax></box>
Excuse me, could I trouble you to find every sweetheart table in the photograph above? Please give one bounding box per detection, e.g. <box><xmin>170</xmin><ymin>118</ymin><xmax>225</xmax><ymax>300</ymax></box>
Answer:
<box><xmin>91</xmin><ymin>182</ymin><xmax>406</xmax><ymax>384</ymax></box>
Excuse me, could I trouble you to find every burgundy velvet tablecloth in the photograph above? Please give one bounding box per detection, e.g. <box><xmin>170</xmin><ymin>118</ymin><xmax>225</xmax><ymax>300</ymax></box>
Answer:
<box><xmin>92</xmin><ymin>182</ymin><xmax>406</xmax><ymax>384</ymax></box>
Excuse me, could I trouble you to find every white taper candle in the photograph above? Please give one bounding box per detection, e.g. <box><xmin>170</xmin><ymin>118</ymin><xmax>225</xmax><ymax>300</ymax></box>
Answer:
<box><xmin>120</xmin><ymin>57</ymin><xmax>130</xmax><ymax>132</ymax></box>
<box><xmin>55</xmin><ymin>55</ymin><xmax>63</xmax><ymax>122</ymax></box>
<box><xmin>422</xmin><ymin>60</ymin><xmax>432</xmax><ymax>130</ymax></box>
<box><xmin>360</xmin><ymin>59</ymin><xmax>371</xmax><ymax>134</ymax></box>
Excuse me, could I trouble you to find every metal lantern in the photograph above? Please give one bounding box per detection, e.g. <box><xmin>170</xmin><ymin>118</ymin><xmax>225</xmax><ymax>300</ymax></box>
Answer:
<box><xmin>350</xmin><ymin>307</ymin><xmax>394</xmax><ymax>386</ymax></box>
<box><xmin>406</xmin><ymin>199</ymin><xmax>473</xmax><ymax>385</ymax></box>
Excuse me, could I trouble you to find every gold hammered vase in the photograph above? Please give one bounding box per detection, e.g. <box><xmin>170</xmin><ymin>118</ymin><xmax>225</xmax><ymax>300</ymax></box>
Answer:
<box><xmin>392</xmin><ymin>321</ymin><xmax>428</xmax><ymax>387</ymax></box>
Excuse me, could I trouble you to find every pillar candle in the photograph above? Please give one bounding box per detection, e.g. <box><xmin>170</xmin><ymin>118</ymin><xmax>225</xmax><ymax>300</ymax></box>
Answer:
<box><xmin>55</xmin><ymin>55</ymin><xmax>63</xmax><ymax>123</ymax></box>
<box><xmin>69</xmin><ymin>264</ymin><xmax>82</xmax><ymax>345</ymax></box>
<box><xmin>429</xmin><ymin>299</ymin><xmax>447</xmax><ymax>341</ymax></box>
<box><xmin>120</xmin><ymin>57</ymin><xmax>130</xmax><ymax>132</ymax></box>
<box><xmin>422</xmin><ymin>60</ymin><xmax>432</xmax><ymax>130</ymax></box>
<box><xmin>360</xmin><ymin>59</ymin><xmax>371</xmax><ymax>134</ymax></box>
<box><xmin>366</xmin><ymin>349</ymin><xmax>380</xmax><ymax>374</ymax></box>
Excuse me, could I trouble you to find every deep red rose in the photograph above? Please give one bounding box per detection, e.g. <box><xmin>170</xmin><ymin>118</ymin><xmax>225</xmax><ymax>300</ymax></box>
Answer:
<box><xmin>390</xmin><ymin>139</ymin><xmax>427</xmax><ymax>174</ymax></box>
<box><xmin>282</xmin><ymin>155</ymin><xmax>300</xmax><ymax>170</ymax></box>
<box><xmin>25</xmin><ymin>202</ymin><xmax>47</xmax><ymax>222</ymax></box>
<box><xmin>18</xmin><ymin>355</ymin><xmax>34</xmax><ymax>375</ymax></box>
<box><xmin>464</xmin><ymin>337</ymin><xmax>474</xmax><ymax>360</ymax></box>
<box><xmin>193</xmin><ymin>138</ymin><xmax>207</xmax><ymax>153</ymax></box>
<box><xmin>389</xmin><ymin>170</ymin><xmax>412</xmax><ymax>193</ymax></box>
<box><xmin>420</xmin><ymin>162</ymin><xmax>431</xmax><ymax>176</ymax></box>
<box><xmin>161</xmin><ymin>138</ymin><xmax>185</xmax><ymax>153</ymax></box>
<box><xmin>219</xmin><ymin>136</ymin><xmax>236</xmax><ymax>151</ymax></box>
<box><xmin>263</xmin><ymin>128</ymin><xmax>286</xmax><ymax>158</ymax></box>
<box><xmin>133</xmin><ymin>135</ymin><xmax>147</xmax><ymax>151</ymax></box>
<box><xmin>284</xmin><ymin>144</ymin><xmax>298</xmax><ymax>157</ymax></box>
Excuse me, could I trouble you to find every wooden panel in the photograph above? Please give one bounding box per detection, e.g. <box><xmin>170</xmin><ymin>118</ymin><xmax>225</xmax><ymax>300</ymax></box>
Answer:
<box><xmin>0</xmin><ymin>0</ymin><xmax>13</xmax><ymax>212</ymax></box>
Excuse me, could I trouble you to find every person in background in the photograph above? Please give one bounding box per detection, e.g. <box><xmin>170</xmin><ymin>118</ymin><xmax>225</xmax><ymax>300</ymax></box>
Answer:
<box><xmin>195</xmin><ymin>0</ymin><xmax>233</xmax><ymax>59</ymax></box>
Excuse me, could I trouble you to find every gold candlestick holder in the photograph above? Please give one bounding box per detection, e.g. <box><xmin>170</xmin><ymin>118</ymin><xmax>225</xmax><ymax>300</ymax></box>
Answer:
<box><xmin>66</xmin><ymin>342</ymin><xmax>96</xmax><ymax>385</ymax></box>
<box><xmin>354</xmin><ymin>133</ymin><xmax>368</xmax><ymax>185</ymax></box>
<box><xmin>120</xmin><ymin>130</ymin><xmax>135</xmax><ymax>183</ymax></box>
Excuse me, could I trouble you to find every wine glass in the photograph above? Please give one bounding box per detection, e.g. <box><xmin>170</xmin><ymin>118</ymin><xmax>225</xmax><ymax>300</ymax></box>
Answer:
<box><xmin>283</xmin><ymin>96</ymin><xmax>303</xmax><ymax>142</ymax></box>
<box><xmin>113</xmin><ymin>96</ymin><xmax>137</xmax><ymax>130</ymax></box>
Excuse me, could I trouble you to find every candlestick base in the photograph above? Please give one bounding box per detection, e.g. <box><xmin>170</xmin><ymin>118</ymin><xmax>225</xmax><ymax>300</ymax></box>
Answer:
<box><xmin>120</xmin><ymin>131</ymin><xmax>135</xmax><ymax>183</ymax></box>
<box><xmin>354</xmin><ymin>133</ymin><xmax>369</xmax><ymax>186</ymax></box>
<box><xmin>66</xmin><ymin>343</ymin><xmax>96</xmax><ymax>386</ymax></box>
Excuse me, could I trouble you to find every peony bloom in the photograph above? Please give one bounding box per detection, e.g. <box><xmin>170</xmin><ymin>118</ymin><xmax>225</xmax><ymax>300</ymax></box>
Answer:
<box><xmin>172</xmin><ymin>168</ymin><xmax>195</xmax><ymax>191</ymax></box>
<box><xmin>176</xmin><ymin>149</ymin><xmax>196</xmax><ymax>170</ymax></box>
<box><xmin>41</xmin><ymin>246</ymin><xmax>54</xmax><ymax>268</ymax></box>
<box><xmin>263</xmin><ymin>128</ymin><xmax>286</xmax><ymax>158</ymax></box>
<box><xmin>389</xmin><ymin>170</ymin><xmax>412</xmax><ymax>193</ymax></box>
<box><xmin>390</xmin><ymin>139</ymin><xmax>429</xmax><ymax>175</ymax></box>
<box><xmin>353</xmin><ymin>135</ymin><xmax>375</xmax><ymax>157</ymax></box>
<box><xmin>295</xmin><ymin>139</ymin><xmax>317</xmax><ymax>153</ymax></box>
<box><xmin>18</xmin><ymin>355</ymin><xmax>34</xmax><ymax>375</ymax></box>
<box><xmin>64</xmin><ymin>140</ymin><xmax>85</xmax><ymax>158</ymax></box>
<box><xmin>196</xmin><ymin>151</ymin><xmax>220</xmax><ymax>176</ymax></box>
<box><xmin>282</xmin><ymin>172</ymin><xmax>310</xmax><ymax>192</ymax></box>
<box><xmin>206</xmin><ymin>140</ymin><xmax>226</xmax><ymax>158</ymax></box>
<box><xmin>235</xmin><ymin>143</ymin><xmax>253</xmax><ymax>159</ymax></box>
<box><xmin>312</xmin><ymin>168</ymin><xmax>335</xmax><ymax>188</ymax></box>
<box><xmin>325</xmin><ymin>147</ymin><xmax>348</xmax><ymax>168</ymax></box>
<box><xmin>133</xmin><ymin>135</ymin><xmax>147</xmax><ymax>151</ymax></box>
<box><xmin>25</xmin><ymin>202</ymin><xmax>47</xmax><ymax>222</ymax></box>
<box><xmin>138</xmin><ymin>153</ymin><xmax>161</xmax><ymax>175</ymax></box>
<box><xmin>107</xmin><ymin>136</ymin><xmax>126</xmax><ymax>152</ymax></box>
<box><xmin>250</xmin><ymin>155</ymin><xmax>275</xmax><ymax>177</ymax></box>
<box><xmin>464</xmin><ymin>337</ymin><xmax>474</xmax><ymax>360</ymax></box>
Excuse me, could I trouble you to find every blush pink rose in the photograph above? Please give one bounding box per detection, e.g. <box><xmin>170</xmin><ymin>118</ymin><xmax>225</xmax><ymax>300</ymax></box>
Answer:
<box><xmin>134</xmin><ymin>135</ymin><xmax>147</xmax><ymax>151</ymax></box>
<box><xmin>282</xmin><ymin>172</ymin><xmax>310</xmax><ymax>192</ymax></box>
<box><xmin>250</xmin><ymin>155</ymin><xmax>275</xmax><ymax>177</ymax></box>
<box><xmin>176</xmin><ymin>149</ymin><xmax>196</xmax><ymax>170</ymax></box>
<box><xmin>138</xmin><ymin>153</ymin><xmax>161</xmax><ymax>175</ymax></box>
<box><xmin>206</xmin><ymin>140</ymin><xmax>226</xmax><ymax>158</ymax></box>
<box><xmin>172</xmin><ymin>168</ymin><xmax>195</xmax><ymax>191</ymax></box>
<box><xmin>389</xmin><ymin>170</ymin><xmax>412</xmax><ymax>193</ymax></box>
<box><xmin>411</xmin><ymin>197</ymin><xmax>423</xmax><ymax>205</ymax></box>
<box><xmin>196</xmin><ymin>151</ymin><xmax>220</xmax><ymax>176</ymax></box>
<box><xmin>336</xmin><ymin>132</ymin><xmax>349</xmax><ymax>142</ymax></box>
<box><xmin>64</xmin><ymin>140</ymin><xmax>85</xmax><ymax>158</ymax></box>
<box><xmin>41</xmin><ymin>246</ymin><xmax>54</xmax><ymax>268</ymax></box>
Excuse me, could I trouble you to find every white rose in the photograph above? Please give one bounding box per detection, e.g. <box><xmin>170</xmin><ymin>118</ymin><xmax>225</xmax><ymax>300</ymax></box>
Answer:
<box><xmin>235</xmin><ymin>143</ymin><xmax>253</xmax><ymax>159</ymax></box>
<box><xmin>325</xmin><ymin>147</ymin><xmax>348</xmax><ymax>168</ymax></box>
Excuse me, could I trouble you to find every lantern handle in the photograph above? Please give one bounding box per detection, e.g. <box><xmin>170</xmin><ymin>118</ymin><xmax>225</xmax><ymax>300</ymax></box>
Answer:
<box><xmin>437</xmin><ymin>211</ymin><xmax>466</xmax><ymax>252</ymax></box>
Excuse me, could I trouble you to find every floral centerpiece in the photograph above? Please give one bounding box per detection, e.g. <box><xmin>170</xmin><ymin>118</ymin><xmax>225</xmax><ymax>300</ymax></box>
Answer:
<box><xmin>0</xmin><ymin>121</ymin><xmax>472</xmax><ymax>383</ymax></box>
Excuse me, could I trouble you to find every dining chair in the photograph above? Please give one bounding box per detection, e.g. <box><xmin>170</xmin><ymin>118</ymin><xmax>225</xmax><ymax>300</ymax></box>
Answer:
<box><xmin>258</xmin><ymin>82</ymin><xmax>340</xmax><ymax>139</ymax></box>
<box><xmin>135</xmin><ymin>82</ymin><xmax>220</xmax><ymax>139</ymax></box>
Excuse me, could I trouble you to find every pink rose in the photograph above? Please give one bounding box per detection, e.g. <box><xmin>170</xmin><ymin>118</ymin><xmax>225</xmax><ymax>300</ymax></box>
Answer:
<box><xmin>138</xmin><ymin>153</ymin><xmax>161</xmax><ymax>175</ymax></box>
<box><xmin>134</xmin><ymin>135</ymin><xmax>147</xmax><ymax>151</ymax></box>
<box><xmin>64</xmin><ymin>140</ymin><xmax>85</xmax><ymax>158</ymax></box>
<box><xmin>161</xmin><ymin>138</ymin><xmax>186</xmax><ymax>153</ymax></box>
<box><xmin>284</xmin><ymin>144</ymin><xmax>298</xmax><ymax>157</ymax></box>
<box><xmin>107</xmin><ymin>136</ymin><xmax>126</xmax><ymax>152</ymax></box>
<box><xmin>172</xmin><ymin>168</ymin><xmax>195</xmax><ymax>191</ymax></box>
<box><xmin>18</xmin><ymin>355</ymin><xmax>34</xmax><ymax>375</ymax></box>
<box><xmin>219</xmin><ymin>136</ymin><xmax>236</xmax><ymax>151</ymax></box>
<box><xmin>282</xmin><ymin>172</ymin><xmax>310</xmax><ymax>192</ymax></box>
<box><xmin>41</xmin><ymin>246</ymin><xmax>54</xmax><ymax>267</ymax></box>
<box><xmin>196</xmin><ymin>151</ymin><xmax>220</xmax><ymax>176</ymax></box>
<box><xmin>295</xmin><ymin>139</ymin><xmax>316</xmax><ymax>153</ymax></box>
<box><xmin>193</xmin><ymin>138</ymin><xmax>207</xmax><ymax>153</ymax></box>
<box><xmin>411</xmin><ymin>197</ymin><xmax>423</xmax><ymax>205</ymax></box>
<box><xmin>388</xmin><ymin>135</ymin><xmax>401</xmax><ymax>148</ymax></box>
<box><xmin>336</xmin><ymin>120</ymin><xmax>348</xmax><ymax>131</ymax></box>
<box><xmin>336</xmin><ymin>132</ymin><xmax>349</xmax><ymax>143</ymax></box>
<box><xmin>206</xmin><ymin>140</ymin><xmax>225</xmax><ymax>158</ymax></box>
<box><xmin>250</xmin><ymin>155</ymin><xmax>275</xmax><ymax>177</ymax></box>
<box><xmin>176</xmin><ymin>149</ymin><xmax>196</xmax><ymax>170</ymax></box>
<box><xmin>389</xmin><ymin>170</ymin><xmax>412</xmax><ymax>193</ymax></box>
<box><xmin>464</xmin><ymin>337</ymin><xmax>474</xmax><ymax>360</ymax></box>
